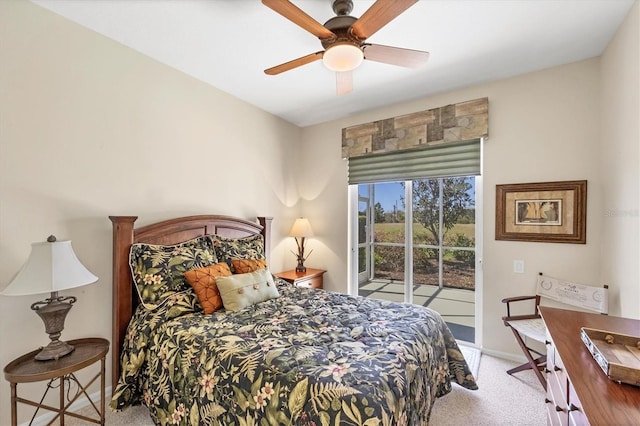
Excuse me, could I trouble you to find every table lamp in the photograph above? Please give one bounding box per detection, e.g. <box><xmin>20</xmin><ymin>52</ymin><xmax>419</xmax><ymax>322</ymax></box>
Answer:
<box><xmin>1</xmin><ymin>235</ymin><xmax>98</xmax><ymax>361</ymax></box>
<box><xmin>289</xmin><ymin>218</ymin><xmax>314</xmax><ymax>273</ymax></box>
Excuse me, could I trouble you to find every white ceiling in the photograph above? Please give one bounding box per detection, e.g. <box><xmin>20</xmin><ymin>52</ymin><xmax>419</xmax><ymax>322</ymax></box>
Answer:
<box><xmin>32</xmin><ymin>0</ymin><xmax>634</xmax><ymax>127</ymax></box>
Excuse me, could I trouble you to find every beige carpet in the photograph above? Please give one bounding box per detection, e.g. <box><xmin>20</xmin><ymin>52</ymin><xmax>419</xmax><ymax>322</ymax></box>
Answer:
<box><xmin>430</xmin><ymin>354</ymin><xmax>546</xmax><ymax>426</ymax></box>
<box><xmin>69</xmin><ymin>354</ymin><xmax>545</xmax><ymax>426</ymax></box>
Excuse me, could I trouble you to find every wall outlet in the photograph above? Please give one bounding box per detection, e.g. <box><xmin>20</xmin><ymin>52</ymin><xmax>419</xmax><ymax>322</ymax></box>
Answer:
<box><xmin>513</xmin><ymin>260</ymin><xmax>525</xmax><ymax>273</ymax></box>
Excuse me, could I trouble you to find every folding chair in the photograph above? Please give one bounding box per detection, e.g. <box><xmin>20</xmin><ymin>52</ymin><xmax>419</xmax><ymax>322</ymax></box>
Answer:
<box><xmin>501</xmin><ymin>272</ymin><xmax>608</xmax><ymax>390</ymax></box>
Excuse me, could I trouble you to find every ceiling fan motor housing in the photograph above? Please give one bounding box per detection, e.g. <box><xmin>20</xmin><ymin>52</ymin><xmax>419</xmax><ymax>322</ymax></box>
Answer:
<box><xmin>322</xmin><ymin>15</ymin><xmax>361</xmax><ymax>49</ymax></box>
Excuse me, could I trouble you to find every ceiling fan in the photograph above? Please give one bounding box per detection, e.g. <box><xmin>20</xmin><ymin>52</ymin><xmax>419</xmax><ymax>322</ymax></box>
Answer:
<box><xmin>263</xmin><ymin>0</ymin><xmax>429</xmax><ymax>95</ymax></box>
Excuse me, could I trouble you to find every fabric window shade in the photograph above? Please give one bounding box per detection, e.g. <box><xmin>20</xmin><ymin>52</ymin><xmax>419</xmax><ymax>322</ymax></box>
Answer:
<box><xmin>347</xmin><ymin>138</ymin><xmax>481</xmax><ymax>184</ymax></box>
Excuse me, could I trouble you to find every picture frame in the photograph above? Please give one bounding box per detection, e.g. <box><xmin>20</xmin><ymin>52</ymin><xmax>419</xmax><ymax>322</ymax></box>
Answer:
<box><xmin>495</xmin><ymin>180</ymin><xmax>587</xmax><ymax>243</ymax></box>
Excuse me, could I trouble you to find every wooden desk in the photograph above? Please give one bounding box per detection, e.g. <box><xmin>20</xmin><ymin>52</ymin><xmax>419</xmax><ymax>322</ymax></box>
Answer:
<box><xmin>540</xmin><ymin>307</ymin><xmax>640</xmax><ymax>425</ymax></box>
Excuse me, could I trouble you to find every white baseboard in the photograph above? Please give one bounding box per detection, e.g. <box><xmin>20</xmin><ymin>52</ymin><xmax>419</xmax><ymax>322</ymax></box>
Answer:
<box><xmin>481</xmin><ymin>347</ymin><xmax>527</xmax><ymax>364</ymax></box>
<box><xmin>455</xmin><ymin>341</ymin><xmax>528</xmax><ymax>364</ymax></box>
<box><xmin>456</xmin><ymin>340</ymin><xmax>480</xmax><ymax>349</ymax></box>
<box><xmin>22</xmin><ymin>386</ymin><xmax>112</xmax><ymax>426</ymax></box>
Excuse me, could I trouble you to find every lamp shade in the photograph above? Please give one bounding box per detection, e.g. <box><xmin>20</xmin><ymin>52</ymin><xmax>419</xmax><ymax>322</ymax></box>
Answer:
<box><xmin>322</xmin><ymin>43</ymin><xmax>364</xmax><ymax>72</ymax></box>
<box><xmin>1</xmin><ymin>239</ymin><xmax>98</xmax><ymax>297</ymax></box>
<box><xmin>289</xmin><ymin>218</ymin><xmax>314</xmax><ymax>238</ymax></box>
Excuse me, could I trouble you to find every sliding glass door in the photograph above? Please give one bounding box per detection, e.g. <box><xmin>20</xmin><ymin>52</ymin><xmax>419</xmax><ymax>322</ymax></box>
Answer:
<box><xmin>354</xmin><ymin>177</ymin><xmax>478</xmax><ymax>342</ymax></box>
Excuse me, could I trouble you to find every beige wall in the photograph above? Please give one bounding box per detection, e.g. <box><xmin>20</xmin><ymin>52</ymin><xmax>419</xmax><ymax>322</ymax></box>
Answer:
<box><xmin>0</xmin><ymin>1</ymin><xmax>301</xmax><ymax>423</ymax></box>
<box><xmin>301</xmin><ymin>0</ymin><xmax>638</xmax><ymax>357</ymax></box>
<box><xmin>600</xmin><ymin>0</ymin><xmax>640</xmax><ymax>319</ymax></box>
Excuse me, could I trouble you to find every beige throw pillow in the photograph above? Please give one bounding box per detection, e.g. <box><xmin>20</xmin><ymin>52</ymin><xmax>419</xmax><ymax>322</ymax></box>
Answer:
<box><xmin>216</xmin><ymin>268</ymin><xmax>279</xmax><ymax>312</ymax></box>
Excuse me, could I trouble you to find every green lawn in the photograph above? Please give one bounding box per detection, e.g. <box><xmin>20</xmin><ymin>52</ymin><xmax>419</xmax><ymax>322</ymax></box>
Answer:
<box><xmin>374</xmin><ymin>222</ymin><xmax>475</xmax><ymax>244</ymax></box>
<box><xmin>361</xmin><ymin>221</ymin><xmax>476</xmax><ymax>289</ymax></box>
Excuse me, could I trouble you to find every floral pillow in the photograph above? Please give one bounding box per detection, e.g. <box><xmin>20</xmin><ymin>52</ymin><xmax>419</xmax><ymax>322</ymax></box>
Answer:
<box><xmin>212</xmin><ymin>234</ymin><xmax>265</xmax><ymax>271</ymax></box>
<box><xmin>184</xmin><ymin>262</ymin><xmax>232</xmax><ymax>314</ymax></box>
<box><xmin>129</xmin><ymin>235</ymin><xmax>218</xmax><ymax>309</ymax></box>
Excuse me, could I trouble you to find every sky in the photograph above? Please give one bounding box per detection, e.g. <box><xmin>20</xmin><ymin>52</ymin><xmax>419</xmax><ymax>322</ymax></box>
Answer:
<box><xmin>360</xmin><ymin>179</ymin><xmax>476</xmax><ymax>212</ymax></box>
<box><xmin>374</xmin><ymin>182</ymin><xmax>405</xmax><ymax>212</ymax></box>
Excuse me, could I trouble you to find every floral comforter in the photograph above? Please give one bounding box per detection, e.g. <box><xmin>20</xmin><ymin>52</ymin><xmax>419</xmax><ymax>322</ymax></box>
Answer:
<box><xmin>111</xmin><ymin>281</ymin><xmax>477</xmax><ymax>425</ymax></box>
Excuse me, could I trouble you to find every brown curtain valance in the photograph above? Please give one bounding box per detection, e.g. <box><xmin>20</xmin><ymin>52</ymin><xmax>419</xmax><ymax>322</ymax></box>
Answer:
<box><xmin>342</xmin><ymin>97</ymin><xmax>488</xmax><ymax>159</ymax></box>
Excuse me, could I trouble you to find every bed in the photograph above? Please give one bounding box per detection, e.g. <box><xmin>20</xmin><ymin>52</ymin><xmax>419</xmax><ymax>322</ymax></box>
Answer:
<box><xmin>108</xmin><ymin>214</ymin><xmax>477</xmax><ymax>425</ymax></box>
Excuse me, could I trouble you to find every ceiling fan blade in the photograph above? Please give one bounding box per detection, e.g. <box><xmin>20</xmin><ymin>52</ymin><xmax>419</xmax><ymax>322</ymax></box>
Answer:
<box><xmin>336</xmin><ymin>71</ymin><xmax>353</xmax><ymax>96</ymax></box>
<box><xmin>264</xmin><ymin>51</ymin><xmax>324</xmax><ymax>75</ymax></box>
<box><xmin>262</xmin><ymin>0</ymin><xmax>336</xmax><ymax>40</ymax></box>
<box><xmin>363</xmin><ymin>44</ymin><xmax>429</xmax><ymax>68</ymax></box>
<box><xmin>351</xmin><ymin>0</ymin><xmax>418</xmax><ymax>40</ymax></box>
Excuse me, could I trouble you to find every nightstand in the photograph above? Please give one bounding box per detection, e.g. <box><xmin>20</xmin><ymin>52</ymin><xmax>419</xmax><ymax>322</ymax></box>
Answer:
<box><xmin>4</xmin><ymin>337</ymin><xmax>109</xmax><ymax>426</ymax></box>
<box><xmin>275</xmin><ymin>268</ymin><xmax>325</xmax><ymax>289</ymax></box>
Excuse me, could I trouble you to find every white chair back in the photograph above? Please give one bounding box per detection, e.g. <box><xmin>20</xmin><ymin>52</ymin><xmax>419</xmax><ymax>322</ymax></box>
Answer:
<box><xmin>536</xmin><ymin>274</ymin><xmax>608</xmax><ymax>314</ymax></box>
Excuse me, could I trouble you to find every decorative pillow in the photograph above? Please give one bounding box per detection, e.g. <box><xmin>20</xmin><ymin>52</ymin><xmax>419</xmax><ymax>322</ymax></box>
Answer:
<box><xmin>184</xmin><ymin>262</ymin><xmax>232</xmax><ymax>314</ymax></box>
<box><xmin>212</xmin><ymin>234</ymin><xmax>265</xmax><ymax>271</ymax></box>
<box><xmin>216</xmin><ymin>268</ymin><xmax>279</xmax><ymax>312</ymax></box>
<box><xmin>129</xmin><ymin>235</ymin><xmax>217</xmax><ymax>309</ymax></box>
<box><xmin>231</xmin><ymin>258</ymin><xmax>268</xmax><ymax>274</ymax></box>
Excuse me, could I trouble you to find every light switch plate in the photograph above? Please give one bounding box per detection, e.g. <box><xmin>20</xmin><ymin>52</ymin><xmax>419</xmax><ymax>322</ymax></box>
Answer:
<box><xmin>513</xmin><ymin>260</ymin><xmax>525</xmax><ymax>273</ymax></box>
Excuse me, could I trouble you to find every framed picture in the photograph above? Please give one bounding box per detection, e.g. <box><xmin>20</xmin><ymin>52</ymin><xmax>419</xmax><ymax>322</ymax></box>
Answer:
<box><xmin>495</xmin><ymin>180</ymin><xmax>587</xmax><ymax>243</ymax></box>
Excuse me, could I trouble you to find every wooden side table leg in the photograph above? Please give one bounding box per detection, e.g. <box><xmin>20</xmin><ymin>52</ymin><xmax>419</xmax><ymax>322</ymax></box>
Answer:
<box><xmin>100</xmin><ymin>356</ymin><xmax>105</xmax><ymax>425</ymax></box>
<box><xmin>60</xmin><ymin>375</ymin><xmax>65</xmax><ymax>426</ymax></box>
<box><xmin>10</xmin><ymin>382</ymin><xmax>17</xmax><ymax>426</ymax></box>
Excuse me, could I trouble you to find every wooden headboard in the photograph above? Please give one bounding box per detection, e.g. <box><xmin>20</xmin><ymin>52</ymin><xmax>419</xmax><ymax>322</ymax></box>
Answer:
<box><xmin>109</xmin><ymin>215</ymin><xmax>272</xmax><ymax>390</ymax></box>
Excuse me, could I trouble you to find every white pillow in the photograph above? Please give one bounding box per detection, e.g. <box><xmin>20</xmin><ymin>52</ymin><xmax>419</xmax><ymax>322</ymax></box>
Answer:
<box><xmin>216</xmin><ymin>269</ymin><xmax>279</xmax><ymax>312</ymax></box>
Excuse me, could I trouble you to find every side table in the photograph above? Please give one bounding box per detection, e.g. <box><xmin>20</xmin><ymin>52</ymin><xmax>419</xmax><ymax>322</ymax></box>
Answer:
<box><xmin>274</xmin><ymin>268</ymin><xmax>326</xmax><ymax>289</ymax></box>
<box><xmin>4</xmin><ymin>337</ymin><xmax>109</xmax><ymax>426</ymax></box>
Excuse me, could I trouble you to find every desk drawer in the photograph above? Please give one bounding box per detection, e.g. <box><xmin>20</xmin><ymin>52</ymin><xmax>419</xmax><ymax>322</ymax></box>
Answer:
<box><xmin>568</xmin><ymin>385</ymin><xmax>588</xmax><ymax>426</ymax></box>
<box><xmin>547</xmin><ymin>372</ymin><xmax>569</xmax><ymax>426</ymax></box>
<box><xmin>546</xmin><ymin>336</ymin><xmax>569</xmax><ymax>426</ymax></box>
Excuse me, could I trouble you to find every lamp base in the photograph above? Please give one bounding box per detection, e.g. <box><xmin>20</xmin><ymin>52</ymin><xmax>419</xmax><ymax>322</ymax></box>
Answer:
<box><xmin>35</xmin><ymin>340</ymin><xmax>75</xmax><ymax>361</ymax></box>
<box><xmin>294</xmin><ymin>236</ymin><xmax>309</xmax><ymax>274</ymax></box>
<box><xmin>31</xmin><ymin>291</ymin><xmax>77</xmax><ymax>361</ymax></box>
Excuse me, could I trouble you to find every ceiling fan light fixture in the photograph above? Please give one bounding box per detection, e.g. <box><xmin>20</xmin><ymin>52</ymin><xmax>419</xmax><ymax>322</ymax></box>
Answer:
<box><xmin>322</xmin><ymin>43</ymin><xmax>364</xmax><ymax>72</ymax></box>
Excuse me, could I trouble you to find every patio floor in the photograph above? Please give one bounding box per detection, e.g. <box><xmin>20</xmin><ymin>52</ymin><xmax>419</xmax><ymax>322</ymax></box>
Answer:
<box><xmin>358</xmin><ymin>279</ymin><xmax>475</xmax><ymax>343</ymax></box>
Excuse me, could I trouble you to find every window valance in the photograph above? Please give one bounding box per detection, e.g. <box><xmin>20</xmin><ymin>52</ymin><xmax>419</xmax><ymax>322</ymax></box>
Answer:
<box><xmin>342</xmin><ymin>97</ymin><xmax>488</xmax><ymax>159</ymax></box>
